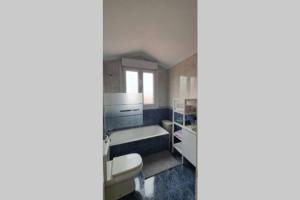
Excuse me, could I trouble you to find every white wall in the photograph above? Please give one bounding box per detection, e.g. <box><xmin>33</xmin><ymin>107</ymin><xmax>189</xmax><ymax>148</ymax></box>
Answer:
<box><xmin>103</xmin><ymin>57</ymin><xmax>169</xmax><ymax>108</ymax></box>
<box><xmin>168</xmin><ymin>54</ymin><xmax>197</xmax><ymax>106</ymax></box>
<box><xmin>103</xmin><ymin>0</ymin><xmax>197</xmax><ymax>67</ymax></box>
<box><xmin>103</xmin><ymin>59</ymin><xmax>122</xmax><ymax>93</ymax></box>
<box><xmin>104</xmin><ymin>54</ymin><xmax>198</xmax><ymax>108</ymax></box>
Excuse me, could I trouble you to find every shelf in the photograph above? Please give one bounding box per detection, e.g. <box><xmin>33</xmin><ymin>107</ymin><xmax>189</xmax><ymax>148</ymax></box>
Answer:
<box><xmin>173</xmin><ymin>142</ymin><xmax>182</xmax><ymax>154</ymax></box>
<box><xmin>174</xmin><ymin>110</ymin><xmax>196</xmax><ymax>115</ymax></box>
<box><xmin>173</xmin><ymin>121</ymin><xmax>184</xmax><ymax>128</ymax></box>
<box><xmin>173</xmin><ymin>130</ymin><xmax>183</xmax><ymax>141</ymax></box>
<box><xmin>173</xmin><ymin>122</ymin><xmax>197</xmax><ymax>135</ymax></box>
<box><xmin>174</xmin><ymin>120</ymin><xmax>183</xmax><ymax>126</ymax></box>
<box><xmin>185</xmin><ymin>124</ymin><xmax>197</xmax><ymax>132</ymax></box>
<box><xmin>184</xmin><ymin>126</ymin><xmax>197</xmax><ymax>135</ymax></box>
<box><xmin>172</xmin><ymin>98</ymin><xmax>197</xmax><ymax>158</ymax></box>
<box><xmin>173</xmin><ymin>98</ymin><xmax>197</xmax><ymax>116</ymax></box>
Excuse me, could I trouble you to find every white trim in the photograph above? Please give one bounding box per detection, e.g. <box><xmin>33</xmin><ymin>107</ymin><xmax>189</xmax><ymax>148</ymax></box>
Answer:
<box><xmin>109</xmin><ymin>125</ymin><xmax>168</xmax><ymax>146</ymax></box>
<box><xmin>122</xmin><ymin>57</ymin><xmax>158</xmax><ymax>70</ymax></box>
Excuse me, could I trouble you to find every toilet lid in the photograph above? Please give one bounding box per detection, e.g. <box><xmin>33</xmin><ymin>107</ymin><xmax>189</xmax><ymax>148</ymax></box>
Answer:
<box><xmin>111</xmin><ymin>153</ymin><xmax>142</xmax><ymax>177</ymax></box>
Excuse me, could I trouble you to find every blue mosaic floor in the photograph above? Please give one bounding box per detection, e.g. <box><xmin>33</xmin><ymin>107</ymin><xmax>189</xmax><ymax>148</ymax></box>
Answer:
<box><xmin>120</xmin><ymin>161</ymin><xmax>195</xmax><ymax>200</ymax></box>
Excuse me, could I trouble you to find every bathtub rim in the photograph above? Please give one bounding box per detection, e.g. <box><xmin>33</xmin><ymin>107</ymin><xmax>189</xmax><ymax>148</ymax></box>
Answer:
<box><xmin>109</xmin><ymin>125</ymin><xmax>169</xmax><ymax>146</ymax></box>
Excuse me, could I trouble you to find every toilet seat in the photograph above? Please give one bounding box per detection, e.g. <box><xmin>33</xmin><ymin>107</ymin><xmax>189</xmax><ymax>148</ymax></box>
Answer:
<box><xmin>106</xmin><ymin>153</ymin><xmax>143</xmax><ymax>186</ymax></box>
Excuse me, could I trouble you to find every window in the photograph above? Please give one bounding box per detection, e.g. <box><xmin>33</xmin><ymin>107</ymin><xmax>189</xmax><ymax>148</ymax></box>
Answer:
<box><xmin>125</xmin><ymin>70</ymin><xmax>138</xmax><ymax>93</ymax></box>
<box><xmin>143</xmin><ymin>72</ymin><xmax>154</xmax><ymax>105</ymax></box>
<box><xmin>124</xmin><ymin>69</ymin><xmax>156</xmax><ymax>106</ymax></box>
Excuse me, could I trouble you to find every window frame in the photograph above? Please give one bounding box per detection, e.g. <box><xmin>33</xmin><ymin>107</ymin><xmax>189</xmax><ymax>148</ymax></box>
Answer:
<box><xmin>123</xmin><ymin>67</ymin><xmax>157</xmax><ymax>108</ymax></box>
<box><xmin>141</xmin><ymin>69</ymin><xmax>156</xmax><ymax>106</ymax></box>
<box><xmin>124</xmin><ymin>69</ymin><xmax>139</xmax><ymax>94</ymax></box>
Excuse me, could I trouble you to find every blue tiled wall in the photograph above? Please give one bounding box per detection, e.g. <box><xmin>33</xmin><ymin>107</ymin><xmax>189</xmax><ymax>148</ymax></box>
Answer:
<box><xmin>103</xmin><ymin>108</ymin><xmax>172</xmax><ymax>137</ymax></box>
<box><xmin>143</xmin><ymin>108</ymin><xmax>172</xmax><ymax>126</ymax></box>
<box><xmin>110</xmin><ymin>134</ymin><xmax>169</xmax><ymax>158</ymax></box>
<box><xmin>108</xmin><ymin>108</ymin><xmax>172</xmax><ymax>158</ymax></box>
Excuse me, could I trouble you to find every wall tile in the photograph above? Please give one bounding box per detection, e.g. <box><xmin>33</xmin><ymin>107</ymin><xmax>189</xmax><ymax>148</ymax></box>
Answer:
<box><xmin>143</xmin><ymin>108</ymin><xmax>172</xmax><ymax>126</ymax></box>
<box><xmin>110</xmin><ymin>135</ymin><xmax>169</xmax><ymax>158</ymax></box>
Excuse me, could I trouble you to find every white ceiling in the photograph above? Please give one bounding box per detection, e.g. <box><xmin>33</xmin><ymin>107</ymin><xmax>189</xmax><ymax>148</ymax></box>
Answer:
<box><xmin>104</xmin><ymin>0</ymin><xmax>197</xmax><ymax>68</ymax></box>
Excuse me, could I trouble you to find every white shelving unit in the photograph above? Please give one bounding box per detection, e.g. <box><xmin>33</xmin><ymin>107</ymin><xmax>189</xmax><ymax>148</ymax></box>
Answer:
<box><xmin>172</xmin><ymin>98</ymin><xmax>197</xmax><ymax>164</ymax></box>
<box><xmin>173</xmin><ymin>142</ymin><xmax>182</xmax><ymax>154</ymax></box>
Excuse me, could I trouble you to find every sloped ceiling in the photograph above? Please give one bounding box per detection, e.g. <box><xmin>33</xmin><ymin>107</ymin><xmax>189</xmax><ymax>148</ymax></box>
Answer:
<box><xmin>104</xmin><ymin>0</ymin><xmax>197</xmax><ymax>68</ymax></box>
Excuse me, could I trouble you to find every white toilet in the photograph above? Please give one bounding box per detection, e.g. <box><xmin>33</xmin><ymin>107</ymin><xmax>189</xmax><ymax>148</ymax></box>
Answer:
<box><xmin>103</xmin><ymin>139</ymin><xmax>143</xmax><ymax>200</ymax></box>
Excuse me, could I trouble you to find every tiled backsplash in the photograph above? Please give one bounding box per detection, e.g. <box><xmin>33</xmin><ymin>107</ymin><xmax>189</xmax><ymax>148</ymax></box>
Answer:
<box><xmin>143</xmin><ymin>108</ymin><xmax>172</xmax><ymax>126</ymax></box>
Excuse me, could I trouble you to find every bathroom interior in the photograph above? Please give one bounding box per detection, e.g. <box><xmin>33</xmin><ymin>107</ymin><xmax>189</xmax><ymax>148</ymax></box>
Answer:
<box><xmin>103</xmin><ymin>0</ymin><xmax>197</xmax><ymax>199</ymax></box>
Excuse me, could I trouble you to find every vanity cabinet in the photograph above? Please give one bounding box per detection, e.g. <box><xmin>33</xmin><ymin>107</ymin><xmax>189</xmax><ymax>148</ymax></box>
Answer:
<box><xmin>182</xmin><ymin>129</ymin><xmax>196</xmax><ymax>166</ymax></box>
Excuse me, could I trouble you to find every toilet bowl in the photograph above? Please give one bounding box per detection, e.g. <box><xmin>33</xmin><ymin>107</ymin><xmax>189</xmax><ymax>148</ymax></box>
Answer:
<box><xmin>104</xmin><ymin>139</ymin><xmax>143</xmax><ymax>200</ymax></box>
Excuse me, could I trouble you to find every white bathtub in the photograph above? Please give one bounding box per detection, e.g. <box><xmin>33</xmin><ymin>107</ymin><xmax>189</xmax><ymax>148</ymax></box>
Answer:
<box><xmin>109</xmin><ymin>125</ymin><xmax>169</xmax><ymax>146</ymax></box>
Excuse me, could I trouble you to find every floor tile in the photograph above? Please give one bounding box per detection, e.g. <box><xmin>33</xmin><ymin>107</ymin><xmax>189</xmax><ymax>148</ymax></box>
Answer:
<box><xmin>119</xmin><ymin>157</ymin><xmax>195</xmax><ymax>200</ymax></box>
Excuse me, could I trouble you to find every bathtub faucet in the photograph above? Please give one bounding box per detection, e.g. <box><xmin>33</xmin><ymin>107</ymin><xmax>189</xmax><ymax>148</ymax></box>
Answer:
<box><xmin>105</xmin><ymin>129</ymin><xmax>112</xmax><ymax>138</ymax></box>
